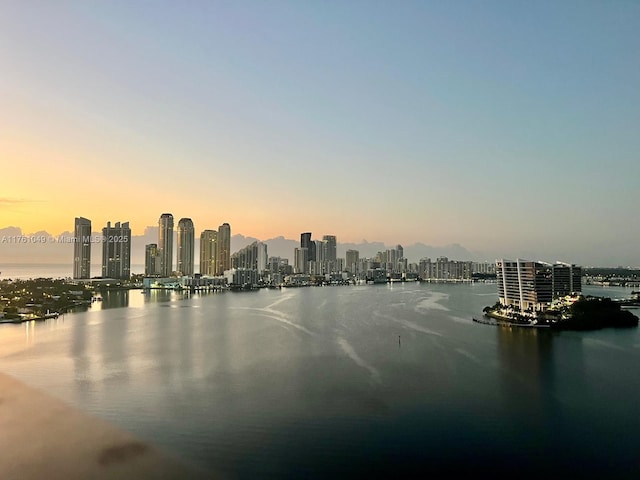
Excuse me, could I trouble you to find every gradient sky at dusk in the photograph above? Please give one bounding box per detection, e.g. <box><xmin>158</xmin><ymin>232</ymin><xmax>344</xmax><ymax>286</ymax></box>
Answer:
<box><xmin>1</xmin><ymin>1</ymin><xmax>639</xmax><ymax>266</ymax></box>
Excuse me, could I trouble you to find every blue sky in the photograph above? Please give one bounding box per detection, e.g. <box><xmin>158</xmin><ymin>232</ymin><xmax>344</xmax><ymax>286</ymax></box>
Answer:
<box><xmin>1</xmin><ymin>1</ymin><xmax>639</xmax><ymax>266</ymax></box>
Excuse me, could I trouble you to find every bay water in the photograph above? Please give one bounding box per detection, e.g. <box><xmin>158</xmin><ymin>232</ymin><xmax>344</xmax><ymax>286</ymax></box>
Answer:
<box><xmin>1</xmin><ymin>282</ymin><xmax>639</xmax><ymax>477</ymax></box>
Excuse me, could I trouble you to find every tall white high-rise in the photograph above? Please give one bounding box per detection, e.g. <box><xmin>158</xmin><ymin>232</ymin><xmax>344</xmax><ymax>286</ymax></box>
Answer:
<box><xmin>496</xmin><ymin>259</ymin><xmax>553</xmax><ymax>312</ymax></box>
<box><xmin>177</xmin><ymin>218</ymin><xmax>195</xmax><ymax>276</ymax></box>
<box><xmin>200</xmin><ymin>230</ymin><xmax>217</xmax><ymax>276</ymax></box>
<box><xmin>101</xmin><ymin>221</ymin><xmax>131</xmax><ymax>279</ymax></box>
<box><xmin>158</xmin><ymin>213</ymin><xmax>174</xmax><ymax>277</ymax></box>
<box><xmin>73</xmin><ymin>217</ymin><xmax>91</xmax><ymax>279</ymax></box>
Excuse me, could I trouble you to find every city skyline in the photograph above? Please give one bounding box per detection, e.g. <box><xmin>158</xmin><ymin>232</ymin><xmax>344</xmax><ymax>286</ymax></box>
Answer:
<box><xmin>1</xmin><ymin>2</ymin><xmax>639</xmax><ymax>266</ymax></box>
<box><xmin>0</xmin><ymin>219</ymin><xmax>636</xmax><ymax>269</ymax></box>
<box><xmin>64</xmin><ymin>215</ymin><xmax>506</xmax><ymax>281</ymax></box>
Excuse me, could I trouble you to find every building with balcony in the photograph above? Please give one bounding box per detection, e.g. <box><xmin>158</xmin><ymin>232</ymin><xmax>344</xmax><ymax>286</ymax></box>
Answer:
<box><xmin>496</xmin><ymin>259</ymin><xmax>582</xmax><ymax>312</ymax></box>
<box><xmin>231</xmin><ymin>241</ymin><xmax>268</xmax><ymax>274</ymax></box>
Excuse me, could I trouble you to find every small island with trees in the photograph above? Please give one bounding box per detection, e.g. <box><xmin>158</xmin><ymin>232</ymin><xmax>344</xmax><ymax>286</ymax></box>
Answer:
<box><xmin>482</xmin><ymin>295</ymin><xmax>639</xmax><ymax>331</ymax></box>
<box><xmin>0</xmin><ymin>278</ymin><xmax>94</xmax><ymax>323</ymax></box>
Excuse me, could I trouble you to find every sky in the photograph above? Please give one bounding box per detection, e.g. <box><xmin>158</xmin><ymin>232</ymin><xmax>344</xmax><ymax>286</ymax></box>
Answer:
<box><xmin>1</xmin><ymin>1</ymin><xmax>639</xmax><ymax>266</ymax></box>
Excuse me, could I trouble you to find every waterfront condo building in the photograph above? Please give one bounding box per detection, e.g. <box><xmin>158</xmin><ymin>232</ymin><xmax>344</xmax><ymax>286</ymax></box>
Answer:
<box><xmin>419</xmin><ymin>257</ymin><xmax>473</xmax><ymax>280</ymax></box>
<box><xmin>231</xmin><ymin>241</ymin><xmax>268</xmax><ymax>274</ymax></box>
<box><xmin>158</xmin><ymin>213</ymin><xmax>174</xmax><ymax>277</ymax></box>
<box><xmin>216</xmin><ymin>223</ymin><xmax>231</xmax><ymax>275</ymax></box>
<box><xmin>552</xmin><ymin>262</ymin><xmax>582</xmax><ymax>297</ymax></box>
<box><xmin>200</xmin><ymin>230</ymin><xmax>217</xmax><ymax>276</ymax></box>
<box><xmin>176</xmin><ymin>218</ymin><xmax>195</xmax><ymax>276</ymax></box>
<box><xmin>73</xmin><ymin>217</ymin><xmax>92</xmax><ymax>279</ymax></box>
<box><xmin>497</xmin><ymin>259</ymin><xmax>552</xmax><ymax>312</ymax></box>
<box><xmin>496</xmin><ymin>259</ymin><xmax>582</xmax><ymax>312</ymax></box>
<box><xmin>101</xmin><ymin>221</ymin><xmax>131</xmax><ymax>279</ymax></box>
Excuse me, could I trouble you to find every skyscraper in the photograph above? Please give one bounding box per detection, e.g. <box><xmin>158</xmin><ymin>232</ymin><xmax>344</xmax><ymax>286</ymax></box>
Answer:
<box><xmin>145</xmin><ymin>243</ymin><xmax>160</xmax><ymax>277</ymax></box>
<box><xmin>200</xmin><ymin>230</ymin><xmax>217</xmax><ymax>276</ymax></box>
<box><xmin>73</xmin><ymin>217</ymin><xmax>91</xmax><ymax>279</ymax></box>
<box><xmin>314</xmin><ymin>240</ymin><xmax>324</xmax><ymax>263</ymax></box>
<box><xmin>101</xmin><ymin>221</ymin><xmax>131</xmax><ymax>279</ymax></box>
<box><xmin>216</xmin><ymin>223</ymin><xmax>231</xmax><ymax>275</ymax></box>
<box><xmin>294</xmin><ymin>247</ymin><xmax>309</xmax><ymax>274</ymax></box>
<box><xmin>346</xmin><ymin>249</ymin><xmax>359</xmax><ymax>274</ymax></box>
<box><xmin>300</xmin><ymin>232</ymin><xmax>315</xmax><ymax>264</ymax></box>
<box><xmin>158</xmin><ymin>213</ymin><xmax>174</xmax><ymax>277</ymax></box>
<box><xmin>322</xmin><ymin>235</ymin><xmax>337</xmax><ymax>262</ymax></box>
<box><xmin>176</xmin><ymin>218</ymin><xmax>195</xmax><ymax>276</ymax></box>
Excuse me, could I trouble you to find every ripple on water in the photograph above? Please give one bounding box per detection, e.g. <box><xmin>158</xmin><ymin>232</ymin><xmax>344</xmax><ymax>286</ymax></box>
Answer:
<box><xmin>413</xmin><ymin>292</ymin><xmax>450</xmax><ymax>312</ymax></box>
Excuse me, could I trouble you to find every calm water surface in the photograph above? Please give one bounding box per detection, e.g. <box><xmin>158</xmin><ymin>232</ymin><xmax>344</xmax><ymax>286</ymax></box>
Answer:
<box><xmin>1</xmin><ymin>283</ymin><xmax>639</xmax><ymax>477</ymax></box>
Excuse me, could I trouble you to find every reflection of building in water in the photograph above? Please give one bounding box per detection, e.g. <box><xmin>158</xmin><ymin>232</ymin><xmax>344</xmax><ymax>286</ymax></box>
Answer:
<box><xmin>496</xmin><ymin>324</ymin><xmax>588</xmax><ymax>433</ymax></box>
<box><xmin>496</xmin><ymin>326</ymin><xmax>555</xmax><ymax>425</ymax></box>
<box><xmin>496</xmin><ymin>259</ymin><xmax>582</xmax><ymax>312</ymax></box>
<box><xmin>99</xmin><ymin>289</ymin><xmax>130</xmax><ymax>309</ymax></box>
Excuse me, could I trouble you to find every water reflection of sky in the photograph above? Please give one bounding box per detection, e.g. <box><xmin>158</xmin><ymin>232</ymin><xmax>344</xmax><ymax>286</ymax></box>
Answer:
<box><xmin>1</xmin><ymin>283</ymin><xmax>638</xmax><ymax>477</ymax></box>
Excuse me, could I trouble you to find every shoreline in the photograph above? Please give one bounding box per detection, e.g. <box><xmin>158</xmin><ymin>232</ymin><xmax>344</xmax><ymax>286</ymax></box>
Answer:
<box><xmin>473</xmin><ymin>313</ymin><xmax>551</xmax><ymax>329</ymax></box>
<box><xmin>480</xmin><ymin>299</ymin><xmax>639</xmax><ymax>331</ymax></box>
